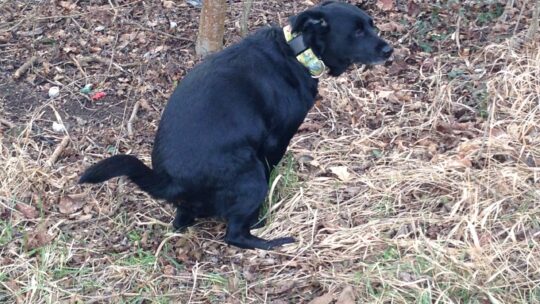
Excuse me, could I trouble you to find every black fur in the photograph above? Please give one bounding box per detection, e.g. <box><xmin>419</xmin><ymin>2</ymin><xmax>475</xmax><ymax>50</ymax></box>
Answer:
<box><xmin>79</xmin><ymin>2</ymin><xmax>392</xmax><ymax>250</ymax></box>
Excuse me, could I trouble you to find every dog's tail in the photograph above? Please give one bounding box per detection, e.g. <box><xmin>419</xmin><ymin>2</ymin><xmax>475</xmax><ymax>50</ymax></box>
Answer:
<box><xmin>79</xmin><ymin>155</ymin><xmax>175</xmax><ymax>200</ymax></box>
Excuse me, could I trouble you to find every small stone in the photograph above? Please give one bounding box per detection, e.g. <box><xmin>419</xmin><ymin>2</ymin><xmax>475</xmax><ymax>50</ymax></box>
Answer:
<box><xmin>48</xmin><ymin>86</ymin><xmax>60</xmax><ymax>98</ymax></box>
<box><xmin>52</xmin><ymin>122</ymin><xmax>65</xmax><ymax>133</ymax></box>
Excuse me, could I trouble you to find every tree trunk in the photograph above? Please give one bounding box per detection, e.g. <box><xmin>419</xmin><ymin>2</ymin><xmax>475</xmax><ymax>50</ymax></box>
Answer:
<box><xmin>196</xmin><ymin>0</ymin><xmax>227</xmax><ymax>57</ymax></box>
<box><xmin>240</xmin><ymin>0</ymin><xmax>254</xmax><ymax>37</ymax></box>
<box><xmin>527</xmin><ymin>0</ymin><xmax>539</xmax><ymax>40</ymax></box>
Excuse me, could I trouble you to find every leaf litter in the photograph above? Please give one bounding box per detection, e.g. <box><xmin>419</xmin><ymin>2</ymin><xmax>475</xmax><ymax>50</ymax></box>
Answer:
<box><xmin>0</xmin><ymin>0</ymin><xmax>539</xmax><ymax>303</ymax></box>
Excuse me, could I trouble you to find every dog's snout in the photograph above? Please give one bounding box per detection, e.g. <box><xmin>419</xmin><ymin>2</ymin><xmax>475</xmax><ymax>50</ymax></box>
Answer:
<box><xmin>381</xmin><ymin>44</ymin><xmax>393</xmax><ymax>59</ymax></box>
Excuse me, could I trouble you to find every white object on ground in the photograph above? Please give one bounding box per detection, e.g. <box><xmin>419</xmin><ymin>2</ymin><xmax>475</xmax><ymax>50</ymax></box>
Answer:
<box><xmin>48</xmin><ymin>86</ymin><xmax>60</xmax><ymax>98</ymax></box>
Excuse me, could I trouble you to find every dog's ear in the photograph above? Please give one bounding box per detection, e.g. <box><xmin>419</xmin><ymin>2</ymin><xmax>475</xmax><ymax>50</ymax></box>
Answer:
<box><xmin>320</xmin><ymin>0</ymin><xmax>338</xmax><ymax>6</ymax></box>
<box><xmin>290</xmin><ymin>10</ymin><xmax>329</xmax><ymax>35</ymax></box>
<box><xmin>289</xmin><ymin>10</ymin><xmax>329</xmax><ymax>56</ymax></box>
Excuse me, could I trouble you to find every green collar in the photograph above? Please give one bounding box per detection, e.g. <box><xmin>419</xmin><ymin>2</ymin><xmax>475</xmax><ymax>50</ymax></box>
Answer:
<box><xmin>283</xmin><ymin>25</ymin><xmax>325</xmax><ymax>78</ymax></box>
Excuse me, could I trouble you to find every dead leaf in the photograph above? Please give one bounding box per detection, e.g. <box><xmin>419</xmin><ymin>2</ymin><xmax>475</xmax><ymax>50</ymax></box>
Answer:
<box><xmin>162</xmin><ymin>0</ymin><xmax>174</xmax><ymax>9</ymax></box>
<box><xmin>376</xmin><ymin>0</ymin><xmax>394</xmax><ymax>11</ymax></box>
<box><xmin>119</xmin><ymin>33</ymin><xmax>137</xmax><ymax>49</ymax></box>
<box><xmin>336</xmin><ymin>286</ymin><xmax>355</xmax><ymax>304</ymax></box>
<box><xmin>309</xmin><ymin>291</ymin><xmax>334</xmax><ymax>304</ymax></box>
<box><xmin>457</xmin><ymin>141</ymin><xmax>480</xmax><ymax>157</ymax></box>
<box><xmin>399</xmin><ymin>272</ymin><xmax>417</xmax><ymax>282</ymax></box>
<box><xmin>139</xmin><ymin>99</ymin><xmax>152</xmax><ymax>111</ymax></box>
<box><xmin>26</xmin><ymin>224</ymin><xmax>54</xmax><ymax>250</ymax></box>
<box><xmin>507</xmin><ymin>123</ymin><xmax>521</xmax><ymax>139</ymax></box>
<box><xmin>59</xmin><ymin>1</ymin><xmax>77</xmax><ymax>10</ymax></box>
<box><xmin>407</xmin><ymin>1</ymin><xmax>421</xmax><ymax>16</ymax></box>
<box><xmin>298</xmin><ymin>122</ymin><xmax>323</xmax><ymax>132</ymax></box>
<box><xmin>377</xmin><ymin>90</ymin><xmax>401</xmax><ymax>103</ymax></box>
<box><xmin>58</xmin><ymin>195</ymin><xmax>84</xmax><ymax>214</ymax></box>
<box><xmin>15</xmin><ymin>203</ymin><xmax>39</xmax><ymax>219</ymax></box>
<box><xmin>4</xmin><ymin>280</ymin><xmax>23</xmax><ymax>303</ymax></box>
<box><xmin>254</xmin><ymin>281</ymin><xmax>295</xmax><ymax>295</ymax></box>
<box><xmin>330</xmin><ymin>166</ymin><xmax>351</xmax><ymax>181</ymax></box>
<box><xmin>377</xmin><ymin>21</ymin><xmax>406</xmax><ymax>32</ymax></box>
<box><xmin>447</xmin><ymin>157</ymin><xmax>472</xmax><ymax>169</ymax></box>
<box><xmin>163</xmin><ymin>264</ymin><xmax>176</xmax><ymax>276</ymax></box>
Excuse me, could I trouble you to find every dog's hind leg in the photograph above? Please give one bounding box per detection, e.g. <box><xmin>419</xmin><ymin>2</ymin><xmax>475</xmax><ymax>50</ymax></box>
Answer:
<box><xmin>249</xmin><ymin>207</ymin><xmax>266</xmax><ymax>229</ymax></box>
<box><xmin>223</xmin><ymin>167</ymin><xmax>294</xmax><ymax>250</ymax></box>
<box><xmin>172</xmin><ymin>205</ymin><xmax>195</xmax><ymax>231</ymax></box>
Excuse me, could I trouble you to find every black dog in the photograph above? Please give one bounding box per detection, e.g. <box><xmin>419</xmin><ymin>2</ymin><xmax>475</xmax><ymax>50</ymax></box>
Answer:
<box><xmin>79</xmin><ymin>1</ymin><xmax>392</xmax><ymax>250</ymax></box>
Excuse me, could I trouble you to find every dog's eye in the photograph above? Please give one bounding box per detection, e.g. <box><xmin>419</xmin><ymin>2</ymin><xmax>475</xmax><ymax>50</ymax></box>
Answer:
<box><xmin>355</xmin><ymin>24</ymin><xmax>364</xmax><ymax>37</ymax></box>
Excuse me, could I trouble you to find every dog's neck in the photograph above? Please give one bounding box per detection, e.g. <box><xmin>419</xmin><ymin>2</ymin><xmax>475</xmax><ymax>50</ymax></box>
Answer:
<box><xmin>283</xmin><ymin>25</ymin><xmax>325</xmax><ymax>78</ymax></box>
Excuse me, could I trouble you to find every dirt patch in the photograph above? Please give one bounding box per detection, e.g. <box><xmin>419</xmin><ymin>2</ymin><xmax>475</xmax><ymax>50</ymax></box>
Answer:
<box><xmin>1</xmin><ymin>79</ymin><xmax>127</xmax><ymax>128</ymax></box>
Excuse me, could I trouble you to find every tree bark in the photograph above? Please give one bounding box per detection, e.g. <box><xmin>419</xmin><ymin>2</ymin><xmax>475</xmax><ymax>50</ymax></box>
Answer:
<box><xmin>240</xmin><ymin>0</ymin><xmax>254</xmax><ymax>37</ymax></box>
<box><xmin>527</xmin><ymin>0</ymin><xmax>539</xmax><ymax>40</ymax></box>
<box><xmin>196</xmin><ymin>0</ymin><xmax>227</xmax><ymax>57</ymax></box>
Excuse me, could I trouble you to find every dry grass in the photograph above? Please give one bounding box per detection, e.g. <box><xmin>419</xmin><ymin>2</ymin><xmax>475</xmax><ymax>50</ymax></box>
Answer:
<box><xmin>1</xmin><ymin>1</ymin><xmax>540</xmax><ymax>303</ymax></box>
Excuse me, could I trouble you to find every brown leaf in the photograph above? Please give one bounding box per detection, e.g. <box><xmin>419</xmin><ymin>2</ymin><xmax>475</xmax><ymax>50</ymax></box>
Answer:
<box><xmin>4</xmin><ymin>280</ymin><xmax>23</xmax><ymax>303</ymax></box>
<box><xmin>15</xmin><ymin>203</ymin><xmax>39</xmax><ymax>219</ymax></box>
<box><xmin>447</xmin><ymin>157</ymin><xmax>472</xmax><ymax>169</ymax></box>
<box><xmin>336</xmin><ymin>286</ymin><xmax>355</xmax><ymax>304</ymax></box>
<box><xmin>139</xmin><ymin>99</ymin><xmax>152</xmax><ymax>112</ymax></box>
<box><xmin>254</xmin><ymin>281</ymin><xmax>295</xmax><ymax>295</ymax></box>
<box><xmin>407</xmin><ymin>2</ymin><xmax>421</xmax><ymax>16</ymax></box>
<box><xmin>163</xmin><ymin>264</ymin><xmax>176</xmax><ymax>276</ymax></box>
<box><xmin>298</xmin><ymin>122</ymin><xmax>323</xmax><ymax>132</ymax></box>
<box><xmin>59</xmin><ymin>1</ymin><xmax>77</xmax><ymax>10</ymax></box>
<box><xmin>58</xmin><ymin>195</ymin><xmax>84</xmax><ymax>214</ymax></box>
<box><xmin>162</xmin><ymin>0</ymin><xmax>174</xmax><ymax>9</ymax></box>
<box><xmin>376</xmin><ymin>0</ymin><xmax>394</xmax><ymax>11</ymax></box>
<box><xmin>26</xmin><ymin>224</ymin><xmax>54</xmax><ymax>250</ymax></box>
<box><xmin>309</xmin><ymin>291</ymin><xmax>334</xmax><ymax>304</ymax></box>
<box><xmin>377</xmin><ymin>21</ymin><xmax>406</xmax><ymax>32</ymax></box>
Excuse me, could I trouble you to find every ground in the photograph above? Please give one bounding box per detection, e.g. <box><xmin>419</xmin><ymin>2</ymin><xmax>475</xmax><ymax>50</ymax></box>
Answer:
<box><xmin>1</xmin><ymin>0</ymin><xmax>539</xmax><ymax>303</ymax></box>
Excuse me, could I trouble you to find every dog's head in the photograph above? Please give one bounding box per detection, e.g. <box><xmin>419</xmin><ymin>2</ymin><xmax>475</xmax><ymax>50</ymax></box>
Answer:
<box><xmin>290</xmin><ymin>1</ymin><xmax>393</xmax><ymax>76</ymax></box>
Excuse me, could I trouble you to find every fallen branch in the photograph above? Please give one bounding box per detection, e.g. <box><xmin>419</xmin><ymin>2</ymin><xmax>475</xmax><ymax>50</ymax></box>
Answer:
<box><xmin>127</xmin><ymin>100</ymin><xmax>141</xmax><ymax>138</ymax></box>
<box><xmin>47</xmin><ymin>136</ymin><xmax>70</xmax><ymax>167</ymax></box>
<box><xmin>12</xmin><ymin>56</ymin><xmax>38</xmax><ymax>80</ymax></box>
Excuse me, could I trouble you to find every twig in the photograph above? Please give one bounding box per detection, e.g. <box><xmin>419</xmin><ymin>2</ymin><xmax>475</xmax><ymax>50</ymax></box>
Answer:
<box><xmin>108</xmin><ymin>0</ymin><xmax>118</xmax><ymax>23</ymax></box>
<box><xmin>455</xmin><ymin>14</ymin><xmax>461</xmax><ymax>52</ymax></box>
<box><xmin>47</xmin><ymin>136</ymin><xmax>70</xmax><ymax>167</ymax></box>
<box><xmin>12</xmin><ymin>56</ymin><xmax>38</xmax><ymax>79</ymax></box>
<box><xmin>512</xmin><ymin>1</ymin><xmax>526</xmax><ymax>36</ymax></box>
<box><xmin>153</xmin><ymin>233</ymin><xmax>187</xmax><ymax>270</ymax></box>
<box><xmin>71</xmin><ymin>55</ymin><xmax>88</xmax><ymax>79</ymax></box>
<box><xmin>498</xmin><ymin>0</ymin><xmax>515</xmax><ymax>23</ymax></box>
<box><xmin>0</xmin><ymin>117</ymin><xmax>15</xmax><ymax>129</ymax></box>
<box><xmin>127</xmin><ymin>100</ymin><xmax>141</xmax><ymax>138</ymax></box>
